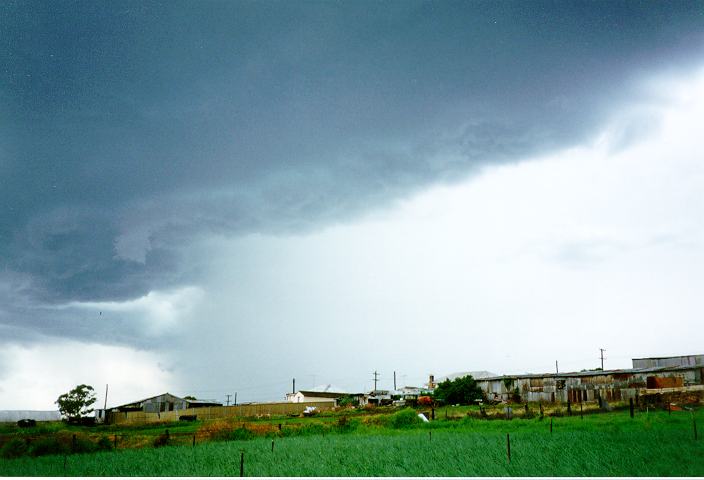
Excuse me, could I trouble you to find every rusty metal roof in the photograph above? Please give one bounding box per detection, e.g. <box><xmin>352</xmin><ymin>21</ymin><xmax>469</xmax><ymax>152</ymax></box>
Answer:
<box><xmin>477</xmin><ymin>365</ymin><xmax>701</xmax><ymax>382</ymax></box>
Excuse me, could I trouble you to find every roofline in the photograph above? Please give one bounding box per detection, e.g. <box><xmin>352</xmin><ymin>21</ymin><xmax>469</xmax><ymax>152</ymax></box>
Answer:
<box><xmin>104</xmin><ymin>392</ymin><xmax>186</xmax><ymax>410</ymax></box>
<box><xmin>477</xmin><ymin>365</ymin><xmax>701</xmax><ymax>382</ymax></box>
<box><xmin>632</xmin><ymin>354</ymin><xmax>704</xmax><ymax>360</ymax></box>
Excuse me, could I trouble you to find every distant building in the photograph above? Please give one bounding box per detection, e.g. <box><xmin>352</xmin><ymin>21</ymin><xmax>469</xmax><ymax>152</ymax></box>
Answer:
<box><xmin>95</xmin><ymin>392</ymin><xmax>222</xmax><ymax>423</ymax></box>
<box><xmin>632</xmin><ymin>354</ymin><xmax>704</xmax><ymax>369</ymax></box>
<box><xmin>360</xmin><ymin>390</ymin><xmax>392</xmax><ymax>406</ymax></box>
<box><xmin>0</xmin><ymin>410</ymin><xmax>61</xmax><ymax>423</ymax></box>
<box><xmin>476</xmin><ymin>363</ymin><xmax>704</xmax><ymax>403</ymax></box>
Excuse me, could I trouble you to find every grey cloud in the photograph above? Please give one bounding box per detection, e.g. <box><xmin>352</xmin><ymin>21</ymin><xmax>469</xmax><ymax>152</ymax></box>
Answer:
<box><xmin>2</xmin><ymin>1</ymin><xmax>704</xmax><ymax>343</ymax></box>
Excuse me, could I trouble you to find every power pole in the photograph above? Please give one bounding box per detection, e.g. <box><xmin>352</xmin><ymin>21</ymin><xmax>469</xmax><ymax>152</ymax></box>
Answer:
<box><xmin>373</xmin><ymin>371</ymin><xmax>380</xmax><ymax>391</ymax></box>
<box><xmin>104</xmin><ymin>384</ymin><xmax>108</xmax><ymax>410</ymax></box>
<box><xmin>555</xmin><ymin>360</ymin><xmax>559</xmax><ymax>374</ymax></box>
<box><xmin>393</xmin><ymin>371</ymin><xmax>397</xmax><ymax>391</ymax></box>
<box><xmin>600</xmin><ymin>348</ymin><xmax>606</xmax><ymax>370</ymax></box>
<box><xmin>234</xmin><ymin>392</ymin><xmax>237</xmax><ymax>406</ymax></box>
<box><xmin>225</xmin><ymin>394</ymin><xmax>232</xmax><ymax>406</ymax></box>
<box><xmin>292</xmin><ymin>378</ymin><xmax>296</xmax><ymax>394</ymax></box>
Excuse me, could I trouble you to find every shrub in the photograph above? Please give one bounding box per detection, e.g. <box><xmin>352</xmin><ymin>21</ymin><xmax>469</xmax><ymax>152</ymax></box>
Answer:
<box><xmin>389</xmin><ymin>408</ymin><xmax>422</xmax><ymax>428</ymax></box>
<box><xmin>96</xmin><ymin>436</ymin><xmax>113</xmax><ymax>451</ymax></box>
<box><xmin>72</xmin><ymin>436</ymin><xmax>97</xmax><ymax>454</ymax></box>
<box><xmin>1</xmin><ymin>438</ymin><xmax>28</xmax><ymax>459</ymax></box>
<box><xmin>153</xmin><ymin>432</ymin><xmax>170</xmax><ymax>447</ymax></box>
<box><xmin>29</xmin><ymin>437</ymin><xmax>68</xmax><ymax>457</ymax></box>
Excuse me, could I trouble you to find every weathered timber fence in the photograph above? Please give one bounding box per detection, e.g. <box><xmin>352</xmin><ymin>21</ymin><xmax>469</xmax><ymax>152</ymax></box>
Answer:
<box><xmin>107</xmin><ymin>401</ymin><xmax>335</xmax><ymax>425</ymax></box>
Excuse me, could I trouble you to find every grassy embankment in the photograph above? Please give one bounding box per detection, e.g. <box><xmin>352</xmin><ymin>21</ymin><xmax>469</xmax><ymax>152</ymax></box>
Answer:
<box><xmin>1</xmin><ymin>406</ymin><xmax>702</xmax><ymax>476</ymax></box>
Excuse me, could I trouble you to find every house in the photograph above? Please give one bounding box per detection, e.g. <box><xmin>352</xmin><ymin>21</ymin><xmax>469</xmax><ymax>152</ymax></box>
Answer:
<box><xmin>360</xmin><ymin>390</ymin><xmax>392</xmax><ymax>406</ymax></box>
<box><xmin>286</xmin><ymin>384</ymin><xmax>362</xmax><ymax>406</ymax></box>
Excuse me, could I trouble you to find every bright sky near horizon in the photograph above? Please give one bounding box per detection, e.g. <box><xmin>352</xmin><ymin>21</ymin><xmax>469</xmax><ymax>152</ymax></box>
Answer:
<box><xmin>2</xmin><ymin>1</ymin><xmax>704</xmax><ymax>410</ymax></box>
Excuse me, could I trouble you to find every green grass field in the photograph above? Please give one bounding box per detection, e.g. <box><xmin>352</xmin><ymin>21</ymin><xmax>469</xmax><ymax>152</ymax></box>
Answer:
<box><xmin>1</xmin><ymin>408</ymin><xmax>702</xmax><ymax>476</ymax></box>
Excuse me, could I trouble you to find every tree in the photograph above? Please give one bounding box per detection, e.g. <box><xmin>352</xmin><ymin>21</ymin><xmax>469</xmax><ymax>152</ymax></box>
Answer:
<box><xmin>55</xmin><ymin>384</ymin><xmax>96</xmax><ymax>420</ymax></box>
<box><xmin>432</xmin><ymin>375</ymin><xmax>483</xmax><ymax>406</ymax></box>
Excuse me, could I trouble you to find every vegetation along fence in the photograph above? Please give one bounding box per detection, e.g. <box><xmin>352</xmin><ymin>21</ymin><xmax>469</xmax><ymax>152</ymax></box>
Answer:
<box><xmin>107</xmin><ymin>401</ymin><xmax>335</xmax><ymax>425</ymax></box>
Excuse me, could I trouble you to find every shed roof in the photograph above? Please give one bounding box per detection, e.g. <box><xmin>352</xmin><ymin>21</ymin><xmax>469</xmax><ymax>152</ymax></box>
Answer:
<box><xmin>107</xmin><ymin>392</ymin><xmax>186</xmax><ymax>410</ymax></box>
<box><xmin>477</xmin><ymin>365</ymin><xmax>701</xmax><ymax>382</ymax></box>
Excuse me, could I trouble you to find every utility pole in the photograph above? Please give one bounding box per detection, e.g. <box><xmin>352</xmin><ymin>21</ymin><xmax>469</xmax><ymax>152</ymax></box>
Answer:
<box><xmin>292</xmin><ymin>378</ymin><xmax>296</xmax><ymax>394</ymax></box>
<box><xmin>104</xmin><ymin>384</ymin><xmax>109</xmax><ymax>410</ymax></box>
<box><xmin>555</xmin><ymin>360</ymin><xmax>559</xmax><ymax>374</ymax></box>
<box><xmin>234</xmin><ymin>392</ymin><xmax>237</xmax><ymax>406</ymax></box>
<box><xmin>373</xmin><ymin>371</ymin><xmax>380</xmax><ymax>391</ymax></box>
<box><xmin>393</xmin><ymin>371</ymin><xmax>397</xmax><ymax>391</ymax></box>
<box><xmin>225</xmin><ymin>394</ymin><xmax>232</xmax><ymax>406</ymax></box>
<box><xmin>600</xmin><ymin>348</ymin><xmax>606</xmax><ymax>370</ymax></box>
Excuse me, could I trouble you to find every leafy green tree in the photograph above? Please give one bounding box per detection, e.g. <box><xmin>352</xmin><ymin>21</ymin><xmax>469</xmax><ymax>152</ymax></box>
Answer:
<box><xmin>432</xmin><ymin>375</ymin><xmax>483</xmax><ymax>405</ymax></box>
<box><xmin>55</xmin><ymin>384</ymin><xmax>96</xmax><ymax>420</ymax></box>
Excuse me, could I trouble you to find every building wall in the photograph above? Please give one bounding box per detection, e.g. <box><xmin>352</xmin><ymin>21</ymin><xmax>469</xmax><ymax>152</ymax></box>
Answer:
<box><xmin>286</xmin><ymin>392</ymin><xmax>337</xmax><ymax>404</ymax></box>
<box><xmin>107</xmin><ymin>401</ymin><xmax>335</xmax><ymax>425</ymax></box>
<box><xmin>477</xmin><ymin>368</ymin><xmax>702</xmax><ymax>403</ymax></box>
<box><xmin>632</xmin><ymin>355</ymin><xmax>704</xmax><ymax>369</ymax></box>
<box><xmin>140</xmin><ymin>393</ymin><xmax>188</xmax><ymax>413</ymax></box>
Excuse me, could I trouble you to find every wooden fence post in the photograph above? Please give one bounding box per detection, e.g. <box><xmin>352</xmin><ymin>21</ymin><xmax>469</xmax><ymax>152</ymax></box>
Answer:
<box><xmin>567</xmin><ymin>399</ymin><xmax>571</xmax><ymax>416</ymax></box>
<box><xmin>272</xmin><ymin>439</ymin><xmax>275</xmax><ymax>452</ymax></box>
<box><xmin>629</xmin><ymin>398</ymin><xmax>634</xmax><ymax>419</ymax></box>
<box><xmin>506</xmin><ymin>433</ymin><xmax>511</xmax><ymax>463</ymax></box>
<box><xmin>550</xmin><ymin>417</ymin><xmax>553</xmax><ymax>434</ymax></box>
<box><xmin>240</xmin><ymin>450</ymin><xmax>244</xmax><ymax>477</ymax></box>
<box><xmin>693</xmin><ymin>412</ymin><xmax>698</xmax><ymax>441</ymax></box>
<box><xmin>429</xmin><ymin>430</ymin><xmax>432</xmax><ymax>442</ymax></box>
<box><xmin>580</xmin><ymin>403</ymin><xmax>583</xmax><ymax>420</ymax></box>
<box><xmin>192</xmin><ymin>435</ymin><xmax>196</xmax><ymax>447</ymax></box>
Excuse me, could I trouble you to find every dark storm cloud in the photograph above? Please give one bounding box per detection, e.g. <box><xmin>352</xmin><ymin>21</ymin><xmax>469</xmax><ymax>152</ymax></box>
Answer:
<box><xmin>1</xmin><ymin>0</ymin><xmax>704</xmax><ymax>341</ymax></box>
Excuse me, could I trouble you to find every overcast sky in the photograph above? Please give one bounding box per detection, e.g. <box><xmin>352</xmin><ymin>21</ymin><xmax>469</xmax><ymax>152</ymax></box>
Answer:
<box><xmin>2</xmin><ymin>1</ymin><xmax>704</xmax><ymax>410</ymax></box>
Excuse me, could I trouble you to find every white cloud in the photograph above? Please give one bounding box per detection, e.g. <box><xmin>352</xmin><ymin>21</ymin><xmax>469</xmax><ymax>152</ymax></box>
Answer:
<box><xmin>62</xmin><ymin>286</ymin><xmax>204</xmax><ymax>336</ymax></box>
<box><xmin>0</xmin><ymin>341</ymin><xmax>175</xmax><ymax>410</ymax></box>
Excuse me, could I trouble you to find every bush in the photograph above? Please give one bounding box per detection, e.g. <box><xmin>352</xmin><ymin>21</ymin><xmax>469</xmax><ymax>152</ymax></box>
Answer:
<box><xmin>29</xmin><ymin>437</ymin><xmax>68</xmax><ymax>457</ymax></box>
<box><xmin>72</xmin><ymin>436</ymin><xmax>97</xmax><ymax>454</ymax></box>
<box><xmin>1</xmin><ymin>438</ymin><xmax>28</xmax><ymax>459</ymax></box>
<box><xmin>390</xmin><ymin>408</ymin><xmax>422</xmax><ymax>428</ymax></box>
<box><xmin>96</xmin><ymin>436</ymin><xmax>113</xmax><ymax>451</ymax></box>
<box><xmin>433</xmin><ymin>375</ymin><xmax>483</xmax><ymax>406</ymax></box>
<box><xmin>153</xmin><ymin>432</ymin><xmax>170</xmax><ymax>447</ymax></box>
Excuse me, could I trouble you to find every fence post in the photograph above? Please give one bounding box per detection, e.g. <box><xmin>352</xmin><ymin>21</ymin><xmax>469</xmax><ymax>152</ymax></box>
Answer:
<box><xmin>580</xmin><ymin>403</ymin><xmax>583</xmax><ymax>420</ymax></box>
<box><xmin>550</xmin><ymin>417</ymin><xmax>553</xmax><ymax>434</ymax></box>
<box><xmin>240</xmin><ymin>450</ymin><xmax>245</xmax><ymax>477</ymax></box>
<box><xmin>506</xmin><ymin>433</ymin><xmax>511</xmax><ymax>463</ymax></box>
<box><xmin>278</xmin><ymin>423</ymin><xmax>282</xmax><ymax>431</ymax></box>
<box><xmin>693</xmin><ymin>412</ymin><xmax>698</xmax><ymax>441</ymax></box>
<box><xmin>114</xmin><ymin>435</ymin><xmax>118</xmax><ymax>449</ymax></box>
<box><xmin>431</xmin><ymin>408</ymin><xmax>435</xmax><ymax>420</ymax></box>
<box><xmin>629</xmin><ymin>398</ymin><xmax>634</xmax><ymax>419</ymax></box>
<box><xmin>539</xmin><ymin>402</ymin><xmax>544</xmax><ymax>420</ymax></box>
<box><xmin>567</xmin><ymin>399</ymin><xmax>571</xmax><ymax>416</ymax></box>
<box><xmin>429</xmin><ymin>430</ymin><xmax>432</xmax><ymax>442</ymax></box>
<box><xmin>193</xmin><ymin>435</ymin><xmax>196</xmax><ymax>447</ymax></box>
<box><xmin>524</xmin><ymin>403</ymin><xmax>529</xmax><ymax>417</ymax></box>
<box><xmin>272</xmin><ymin>439</ymin><xmax>275</xmax><ymax>452</ymax></box>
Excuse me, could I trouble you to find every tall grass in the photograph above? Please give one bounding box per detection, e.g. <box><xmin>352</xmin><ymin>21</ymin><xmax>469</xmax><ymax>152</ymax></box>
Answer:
<box><xmin>1</xmin><ymin>410</ymin><xmax>701</xmax><ymax>476</ymax></box>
